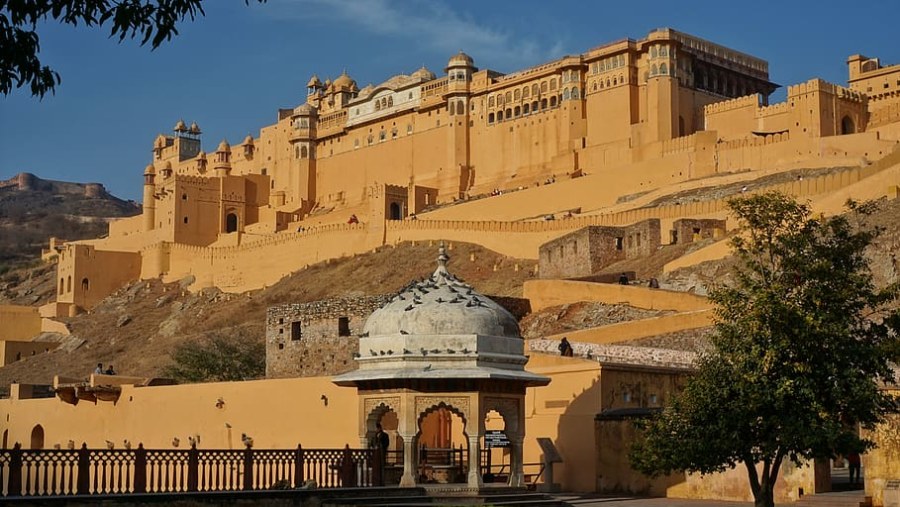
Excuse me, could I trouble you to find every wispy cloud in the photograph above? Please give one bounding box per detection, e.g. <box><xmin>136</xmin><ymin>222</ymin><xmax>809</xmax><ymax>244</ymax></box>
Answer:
<box><xmin>264</xmin><ymin>0</ymin><xmax>568</xmax><ymax>71</ymax></box>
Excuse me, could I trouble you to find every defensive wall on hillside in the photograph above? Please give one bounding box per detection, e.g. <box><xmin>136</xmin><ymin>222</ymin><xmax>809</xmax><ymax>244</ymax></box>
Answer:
<box><xmin>118</xmin><ymin>150</ymin><xmax>900</xmax><ymax>295</ymax></box>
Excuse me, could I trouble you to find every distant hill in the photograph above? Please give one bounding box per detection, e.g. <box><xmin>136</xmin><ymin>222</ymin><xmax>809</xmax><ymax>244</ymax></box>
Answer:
<box><xmin>0</xmin><ymin>172</ymin><xmax>141</xmax><ymax>272</ymax></box>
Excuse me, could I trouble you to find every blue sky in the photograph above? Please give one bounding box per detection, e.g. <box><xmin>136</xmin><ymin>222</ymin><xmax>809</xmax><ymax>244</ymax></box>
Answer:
<box><xmin>1</xmin><ymin>0</ymin><xmax>898</xmax><ymax>201</ymax></box>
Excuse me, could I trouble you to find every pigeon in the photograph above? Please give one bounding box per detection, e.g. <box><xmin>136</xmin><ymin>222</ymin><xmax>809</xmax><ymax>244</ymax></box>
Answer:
<box><xmin>403</xmin><ymin>348</ymin><xmax>411</xmax><ymax>354</ymax></box>
<box><xmin>436</xmin><ymin>297</ymin><xmax>445</xmax><ymax>303</ymax></box>
<box><xmin>420</xmin><ymin>348</ymin><xmax>428</xmax><ymax>356</ymax></box>
<box><xmin>462</xmin><ymin>348</ymin><xmax>470</xmax><ymax>354</ymax></box>
<box><xmin>446</xmin><ymin>349</ymin><xmax>455</xmax><ymax>354</ymax></box>
<box><xmin>359</xmin><ymin>331</ymin><xmax>369</xmax><ymax>338</ymax></box>
<box><xmin>370</xmin><ymin>349</ymin><xmax>378</xmax><ymax>356</ymax></box>
<box><xmin>404</xmin><ymin>305</ymin><xmax>414</xmax><ymax>311</ymax></box>
<box><xmin>430</xmin><ymin>348</ymin><xmax>441</xmax><ymax>354</ymax></box>
<box><xmin>450</xmin><ymin>296</ymin><xmax>462</xmax><ymax>303</ymax></box>
<box><xmin>379</xmin><ymin>350</ymin><xmax>385</xmax><ymax>356</ymax></box>
<box><xmin>386</xmin><ymin>349</ymin><xmax>393</xmax><ymax>355</ymax></box>
<box><xmin>423</xmin><ymin>364</ymin><xmax>432</xmax><ymax>371</ymax></box>
<box><xmin>400</xmin><ymin>330</ymin><xmax>409</xmax><ymax>335</ymax></box>
<box><xmin>352</xmin><ymin>352</ymin><xmax>361</xmax><ymax>358</ymax></box>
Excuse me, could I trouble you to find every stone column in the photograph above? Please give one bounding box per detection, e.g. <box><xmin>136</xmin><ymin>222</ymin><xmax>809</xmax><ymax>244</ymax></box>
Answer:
<box><xmin>399</xmin><ymin>433</ymin><xmax>417</xmax><ymax>487</ymax></box>
<box><xmin>467</xmin><ymin>434</ymin><xmax>483</xmax><ymax>488</ymax></box>
<box><xmin>508</xmin><ymin>432</ymin><xmax>525</xmax><ymax>487</ymax></box>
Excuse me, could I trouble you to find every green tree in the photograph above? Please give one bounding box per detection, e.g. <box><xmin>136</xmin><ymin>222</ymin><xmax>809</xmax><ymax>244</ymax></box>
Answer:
<box><xmin>163</xmin><ymin>329</ymin><xmax>265</xmax><ymax>383</ymax></box>
<box><xmin>1</xmin><ymin>0</ymin><xmax>265</xmax><ymax>97</ymax></box>
<box><xmin>630</xmin><ymin>192</ymin><xmax>900</xmax><ymax>507</ymax></box>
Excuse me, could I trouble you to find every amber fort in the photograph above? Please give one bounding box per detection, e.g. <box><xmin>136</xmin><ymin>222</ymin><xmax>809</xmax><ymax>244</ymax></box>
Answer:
<box><xmin>2</xmin><ymin>27</ymin><xmax>900</xmax><ymax>505</ymax></box>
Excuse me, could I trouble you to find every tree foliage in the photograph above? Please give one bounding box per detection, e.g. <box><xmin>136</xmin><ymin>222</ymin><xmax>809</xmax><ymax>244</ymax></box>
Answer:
<box><xmin>630</xmin><ymin>192</ymin><xmax>900</xmax><ymax>507</ymax></box>
<box><xmin>1</xmin><ymin>0</ymin><xmax>265</xmax><ymax>97</ymax></box>
<box><xmin>162</xmin><ymin>329</ymin><xmax>265</xmax><ymax>383</ymax></box>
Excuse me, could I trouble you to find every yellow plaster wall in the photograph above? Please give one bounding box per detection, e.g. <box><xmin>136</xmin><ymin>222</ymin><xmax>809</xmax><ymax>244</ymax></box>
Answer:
<box><xmin>523</xmin><ymin>280</ymin><xmax>712</xmax><ymax>312</ymax></box>
<box><xmin>0</xmin><ymin>305</ymin><xmax>41</xmax><ymax>341</ymax></box>
<box><xmin>0</xmin><ymin>377</ymin><xmax>358</xmax><ymax>450</ymax></box>
<box><xmin>0</xmin><ymin>341</ymin><xmax>58</xmax><ymax>366</ymax></box>
<box><xmin>863</xmin><ymin>389</ymin><xmax>900</xmax><ymax>507</ymax></box>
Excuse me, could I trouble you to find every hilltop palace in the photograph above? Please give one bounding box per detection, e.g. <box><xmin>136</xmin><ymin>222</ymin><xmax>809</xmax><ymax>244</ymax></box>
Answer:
<box><xmin>41</xmin><ymin>27</ymin><xmax>900</xmax><ymax>314</ymax></box>
<box><xmin>3</xmin><ymin>27</ymin><xmax>900</xmax><ymax>505</ymax></box>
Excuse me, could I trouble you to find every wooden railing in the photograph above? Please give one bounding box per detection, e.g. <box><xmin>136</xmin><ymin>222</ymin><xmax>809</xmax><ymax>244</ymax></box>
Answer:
<box><xmin>0</xmin><ymin>443</ymin><xmax>383</xmax><ymax>498</ymax></box>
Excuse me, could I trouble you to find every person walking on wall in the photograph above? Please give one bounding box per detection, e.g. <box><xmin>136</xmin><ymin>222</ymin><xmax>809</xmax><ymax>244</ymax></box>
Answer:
<box><xmin>558</xmin><ymin>337</ymin><xmax>574</xmax><ymax>357</ymax></box>
<box><xmin>94</xmin><ymin>363</ymin><xmax>103</xmax><ymax>374</ymax></box>
<box><xmin>619</xmin><ymin>273</ymin><xmax>629</xmax><ymax>285</ymax></box>
<box><xmin>847</xmin><ymin>450</ymin><xmax>862</xmax><ymax>486</ymax></box>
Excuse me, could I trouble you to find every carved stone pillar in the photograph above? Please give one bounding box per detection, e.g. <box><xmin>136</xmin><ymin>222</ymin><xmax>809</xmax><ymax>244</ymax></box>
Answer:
<box><xmin>399</xmin><ymin>433</ymin><xmax>417</xmax><ymax>487</ymax></box>
<box><xmin>508</xmin><ymin>432</ymin><xmax>525</xmax><ymax>487</ymax></box>
<box><xmin>467</xmin><ymin>434</ymin><xmax>483</xmax><ymax>488</ymax></box>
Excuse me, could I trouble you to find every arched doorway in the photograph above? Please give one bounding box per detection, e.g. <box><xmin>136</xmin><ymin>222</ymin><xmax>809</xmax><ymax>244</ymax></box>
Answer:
<box><xmin>389</xmin><ymin>202</ymin><xmax>402</xmax><ymax>220</ymax></box>
<box><xmin>81</xmin><ymin>278</ymin><xmax>89</xmax><ymax>292</ymax></box>
<box><xmin>225</xmin><ymin>212</ymin><xmax>238</xmax><ymax>233</ymax></box>
<box><xmin>30</xmin><ymin>424</ymin><xmax>44</xmax><ymax>449</ymax></box>
<box><xmin>482</xmin><ymin>409</ymin><xmax>508</xmax><ymax>483</ymax></box>
<box><xmin>418</xmin><ymin>403</ymin><xmax>469</xmax><ymax>484</ymax></box>
<box><xmin>364</xmin><ymin>403</ymin><xmax>402</xmax><ymax>485</ymax></box>
<box><xmin>841</xmin><ymin>116</ymin><xmax>855</xmax><ymax>135</ymax></box>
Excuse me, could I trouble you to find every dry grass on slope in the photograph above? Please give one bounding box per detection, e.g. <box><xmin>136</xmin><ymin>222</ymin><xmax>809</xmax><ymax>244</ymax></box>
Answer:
<box><xmin>0</xmin><ymin>241</ymin><xmax>536</xmax><ymax>387</ymax></box>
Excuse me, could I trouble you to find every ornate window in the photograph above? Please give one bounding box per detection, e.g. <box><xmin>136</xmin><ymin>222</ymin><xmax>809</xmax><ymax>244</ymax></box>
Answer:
<box><xmin>541</xmin><ymin>81</ymin><xmax>548</xmax><ymax>93</ymax></box>
<box><xmin>514</xmin><ymin>89</ymin><xmax>520</xmax><ymax>100</ymax></box>
<box><xmin>488</xmin><ymin>96</ymin><xmax>495</xmax><ymax>107</ymax></box>
<box><xmin>550</xmin><ymin>78</ymin><xmax>557</xmax><ymax>91</ymax></box>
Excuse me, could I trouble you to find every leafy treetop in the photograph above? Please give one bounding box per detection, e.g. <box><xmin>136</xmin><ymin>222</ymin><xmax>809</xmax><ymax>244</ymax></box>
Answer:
<box><xmin>1</xmin><ymin>0</ymin><xmax>265</xmax><ymax>97</ymax></box>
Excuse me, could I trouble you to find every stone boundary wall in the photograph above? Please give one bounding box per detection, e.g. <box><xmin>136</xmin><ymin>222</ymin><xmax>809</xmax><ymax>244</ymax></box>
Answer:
<box><xmin>265</xmin><ymin>295</ymin><xmax>393</xmax><ymax>379</ymax></box>
<box><xmin>528</xmin><ymin>339</ymin><xmax>696</xmax><ymax>369</ymax></box>
<box><xmin>136</xmin><ymin>143</ymin><xmax>900</xmax><ymax>294</ymax></box>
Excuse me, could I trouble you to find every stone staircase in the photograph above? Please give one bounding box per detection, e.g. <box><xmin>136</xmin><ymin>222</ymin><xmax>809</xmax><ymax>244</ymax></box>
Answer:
<box><xmin>794</xmin><ymin>490</ymin><xmax>870</xmax><ymax>507</ymax></box>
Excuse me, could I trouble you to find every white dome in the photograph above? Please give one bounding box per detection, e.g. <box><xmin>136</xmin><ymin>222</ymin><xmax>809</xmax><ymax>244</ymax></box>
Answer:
<box><xmin>363</xmin><ymin>246</ymin><xmax>519</xmax><ymax>338</ymax></box>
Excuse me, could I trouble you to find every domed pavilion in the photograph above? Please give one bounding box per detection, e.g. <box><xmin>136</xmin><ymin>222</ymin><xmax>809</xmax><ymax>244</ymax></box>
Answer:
<box><xmin>333</xmin><ymin>246</ymin><xmax>550</xmax><ymax>488</ymax></box>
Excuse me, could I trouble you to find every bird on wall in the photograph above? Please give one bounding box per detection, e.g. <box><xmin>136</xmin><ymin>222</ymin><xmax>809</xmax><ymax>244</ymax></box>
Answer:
<box><xmin>400</xmin><ymin>329</ymin><xmax>409</xmax><ymax>335</ymax></box>
<box><xmin>423</xmin><ymin>364</ymin><xmax>432</xmax><ymax>371</ymax></box>
<box><xmin>403</xmin><ymin>348</ymin><xmax>411</xmax><ymax>354</ymax></box>
<box><xmin>172</xmin><ymin>437</ymin><xmax>180</xmax><ymax>447</ymax></box>
<box><xmin>123</xmin><ymin>440</ymin><xmax>132</xmax><ymax>450</ymax></box>
<box><xmin>241</xmin><ymin>433</ymin><xmax>254</xmax><ymax>448</ymax></box>
<box><xmin>320</xmin><ymin>394</ymin><xmax>329</xmax><ymax>406</ymax></box>
<box><xmin>105</xmin><ymin>440</ymin><xmax>115</xmax><ymax>449</ymax></box>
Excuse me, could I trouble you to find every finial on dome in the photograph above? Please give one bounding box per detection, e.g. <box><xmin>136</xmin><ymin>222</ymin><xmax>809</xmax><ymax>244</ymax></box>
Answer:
<box><xmin>437</xmin><ymin>242</ymin><xmax>449</xmax><ymax>268</ymax></box>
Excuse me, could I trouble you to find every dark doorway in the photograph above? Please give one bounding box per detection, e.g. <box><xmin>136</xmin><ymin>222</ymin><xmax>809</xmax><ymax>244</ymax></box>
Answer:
<box><xmin>30</xmin><ymin>425</ymin><xmax>44</xmax><ymax>449</ymax></box>
<box><xmin>225</xmin><ymin>213</ymin><xmax>238</xmax><ymax>233</ymax></box>
<box><xmin>841</xmin><ymin>116</ymin><xmax>855</xmax><ymax>135</ymax></box>
<box><xmin>389</xmin><ymin>202</ymin><xmax>402</xmax><ymax>220</ymax></box>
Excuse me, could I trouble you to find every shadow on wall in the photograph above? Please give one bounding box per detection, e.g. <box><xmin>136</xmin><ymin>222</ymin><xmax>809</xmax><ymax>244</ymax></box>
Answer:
<box><xmin>555</xmin><ymin>375</ymin><xmax>684</xmax><ymax>494</ymax></box>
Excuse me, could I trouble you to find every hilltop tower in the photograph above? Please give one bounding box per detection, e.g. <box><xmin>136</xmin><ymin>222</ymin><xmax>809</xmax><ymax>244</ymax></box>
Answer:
<box><xmin>142</xmin><ymin>164</ymin><xmax>156</xmax><ymax>231</ymax></box>
<box><xmin>444</xmin><ymin>51</ymin><xmax>476</xmax><ymax>200</ymax></box>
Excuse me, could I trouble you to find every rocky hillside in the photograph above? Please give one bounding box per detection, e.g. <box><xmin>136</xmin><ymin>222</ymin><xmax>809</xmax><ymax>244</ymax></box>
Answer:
<box><xmin>0</xmin><ymin>172</ymin><xmax>140</xmax><ymax>272</ymax></box>
<box><xmin>0</xmin><ymin>242</ymin><xmax>537</xmax><ymax>386</ymax></box>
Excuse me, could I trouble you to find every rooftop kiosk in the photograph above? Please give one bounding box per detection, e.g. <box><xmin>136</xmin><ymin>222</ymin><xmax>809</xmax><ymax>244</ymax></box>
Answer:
<box><xmin>333</xmin><ymin>246</ymin><xmax>550</xmax><ymax>488</ymax></box>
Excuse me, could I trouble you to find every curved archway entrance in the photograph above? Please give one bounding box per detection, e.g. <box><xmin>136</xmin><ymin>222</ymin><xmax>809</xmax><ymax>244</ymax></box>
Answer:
<box><xmin>418</xmin><ymin>404</ymin><xmax>468</xmax><ymax>484</ymax></box>
<box><xmin>389</xmin><ymin>202</ymin><xmax>402</xmax><ymax>220</ymax></box>
<box><xmin>225</xmin><ymin>212</ymin><xmax>238</xmax><ymax>233</ymax></box>
<box><xmin>30</xmin><ymin>424</ymin><xmax>44</xmax><ymax>449</ymax></box>
<box><xmin>841</xmin><ymin>116</ymin><xmax>855</xmax><ymax>135</ymax></box>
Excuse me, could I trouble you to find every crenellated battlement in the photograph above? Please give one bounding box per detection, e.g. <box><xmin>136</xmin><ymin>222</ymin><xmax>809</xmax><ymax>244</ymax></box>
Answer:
<box><xmin>788</xmin><ymin>78</ymin><xmax>867</xmax><ymax>102</ymax></box>
<box><xmin>702</xmin><ymin>94</ymin><xmax>760</xmax><ymax>115</ymax></box>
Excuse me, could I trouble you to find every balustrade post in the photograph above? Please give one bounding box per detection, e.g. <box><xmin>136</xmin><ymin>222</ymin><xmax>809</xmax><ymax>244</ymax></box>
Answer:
<box><xmin>187</xmin><ymin>443</ymin><xmax>199</xmax><ymax>492</ymax></box>
<box><xmin>133</xmin><ymin>444</ymin><xmax>147</xmax><ymax>494</ymax></box>
<box><xmin>242</xmin><ymin>444</ymin><xmax>254</xmax><ymax>491</ymax></box>
<box><xmin>294</xmin><ymin>445</ymin><xmax>304</xmax><ymax>487</ymax></box>
<box><xmin>8</xmin><ymin>443</ymin><xmax>22</xmax><ymax>496</ymax></box>
<box><xmin>340</xmin><ymin>444</ymin><xmax>355</xmax><ymax>487</ymax></box>
<box><xmin>373</xmin><ymin>445</ymin><xmax>383</xmax><ymax>486</ymax></box>
<box><xmin>76</xmin><ymin>443</ymin><xmax>90</xmax><ymax>495</ymax></box>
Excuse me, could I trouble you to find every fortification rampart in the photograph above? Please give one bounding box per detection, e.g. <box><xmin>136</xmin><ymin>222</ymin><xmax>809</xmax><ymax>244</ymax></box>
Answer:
<box><xmin>702</xmin><ymin>94</ymin><xmax>760</xmax><ymax>115</ymax></box>
<box><xmin>788</xmin><ymin>78</ymin><xmax>867</xmax><ymax>103</ymax></box>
